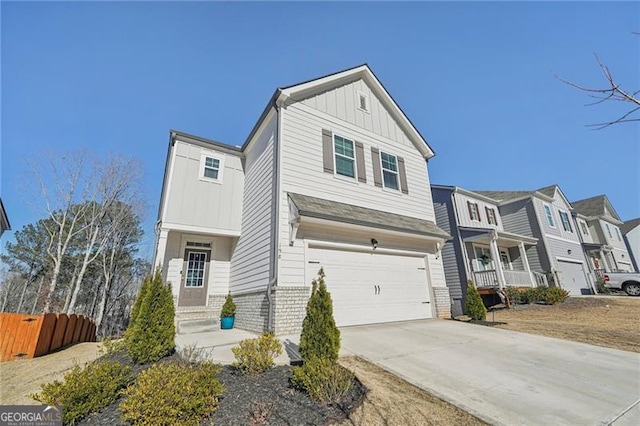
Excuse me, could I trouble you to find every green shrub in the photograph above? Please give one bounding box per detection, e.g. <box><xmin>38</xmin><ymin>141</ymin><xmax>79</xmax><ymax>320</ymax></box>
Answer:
<box><xmin>542</xmin><ymin>287</ymin><xmax>570</xmax><ymax>304</ymax></box>
<box><xmin>232</xmin><ymin>332</ymin><xmax>283</xmax><ymax>375</ymax></box>
<box><xmin>299</xmin><ymin>268</ymin><xmax>341</xmax><ymax>363</ymax></box>
<box><xmin>221</xmin><ymin>293</ymin><xmax>236</xmax><ymax>317</ymax></box>
<box><xmin>125</xmin><ymin>271</ymin><xmax>176</xmax><ymax>364</ymax></box>
<box><xmin>98</xmin><ymin>337</ymin><xmax>126</xmax><ymax>356</ymax></box>
<box><xmin>465</xmin><ymin>281</ymin><xmax>487</xmax><ymax>321</ymax></box>
<box><xmin>524</xmin><ymin>286</ymin><xmax>545</xmax><ymax>304</ymax></box>
<box><xmin>504</xmin><ymin>286</ymin><xmax>524</xmax><ymax>305</ymax></box>
<box><xmin>32</xmin><ymin>361</ymin><xmax>133</xmax><ymax>425</ymax></box>
<box><xmin>596</xmin><ymin>278</ymin><xmax>611</xmax><ymax>294</ymax></box>
<box><xmin>291</xmin><ymin>357</ymin><xmax>354</xmax><ymax>404</ymax></box>
<box><xmin>120</xmin><ymin>361</ymin><xmax>224</xmax><ymax>426</ymax></box>
<box><xmin>129</xmin><ymin>274</ymin><xmax>152</xmax><ymax>326</ymax></box>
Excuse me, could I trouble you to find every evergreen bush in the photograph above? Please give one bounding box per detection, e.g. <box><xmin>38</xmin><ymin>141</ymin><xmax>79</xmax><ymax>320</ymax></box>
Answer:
<box><xmin>232</xmin><ymin>332</ymin><xmax>283</xmax><ymax>375</ymax></box>
<box><xmin>120</xmin><ymin>361</ymin><xmax>224</xmax><ymax>426</ymax></box>
<box><xmin>221</xmin><ymin>293</ymin><xmax>236</xmax><ymax>317</ymax></box>
<box><xmin>465</xmin><ymin>281</ymin><xmax>487</xmax><ymax>321</ymax></box>
<box><xmin>291</xmin><ymin>357</ymin><xmax>354</xmax><ymax>404</ymax></box>
<box><xmin>298</xmin><ymin>268</ymin><xmax>341</xmax><ymax>363</ymax></box>
<box><xmin>125</xmin><ymin>271</ymin><xmax>176</xmax><ymax>364</ymax></box>
<box><xmin>32</xmin><ymin>361</ymin><xmax>133</xmax><ymax>425</ymax></box>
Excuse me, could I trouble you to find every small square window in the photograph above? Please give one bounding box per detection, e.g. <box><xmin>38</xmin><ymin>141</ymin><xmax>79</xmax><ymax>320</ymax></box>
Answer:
<box><xmin>200</xmin><ymin>152</ymin><xmax>224</xmax><ymax>182</ymax></box>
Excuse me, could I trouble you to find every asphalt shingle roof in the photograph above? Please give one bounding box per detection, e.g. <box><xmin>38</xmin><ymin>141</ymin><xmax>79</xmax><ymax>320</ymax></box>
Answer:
<box><xmin>475</xmin><ymin>185</ymin><xmax>558</xmax><ymax>202</ymax></box>
<box><xmin>621</xmin><ymin>218</ymin><xmax>640</xmax><ymax>235</ymax></box>
<box><xmin>288</xmin><ymin>193</ymin><xmax>451</xmax><ymax>239</ymax></box>
<box><xmin>571</xmin><ymin>195</ymin><xmax>608</xmax><ymax>218</ymax></box>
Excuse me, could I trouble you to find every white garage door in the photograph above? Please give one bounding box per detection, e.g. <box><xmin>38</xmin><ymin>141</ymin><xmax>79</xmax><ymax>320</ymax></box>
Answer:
<box><xmin>557</xmin><ymin>260</ymin><xmax>590</xmax><ymax>296</ymax></box>
<box><xmin>306</xmin><ymin>247</ymin><xmax>433</xmax><ymax>327</ymax></box>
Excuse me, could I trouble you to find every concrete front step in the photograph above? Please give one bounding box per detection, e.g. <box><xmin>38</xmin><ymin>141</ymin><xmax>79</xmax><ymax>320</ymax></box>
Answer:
<box><xmin>175</xmin><ymin>309</ymin><xmax>219</xmax><ymax>335</ymax></box>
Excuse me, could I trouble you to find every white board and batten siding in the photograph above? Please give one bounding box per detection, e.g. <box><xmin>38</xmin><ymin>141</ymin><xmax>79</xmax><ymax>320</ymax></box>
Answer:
<box><xmin>277</xmin><ymin>80</ymin><xmax>445</xmax><ymax>290</ymax></box>
<box><xmin>452</xmin><ymin>192</ymin><xmax>503</xmax><ymax>230</ymax></box>
<box><xmin>163</xmin><ymin>140</ymin><xmax>243</xmax><ymax>232</ymax></box>
<box><xmin>229</xmin><ymin>114</ymin><xmax>277</xmax><ymax>294</ymax></box>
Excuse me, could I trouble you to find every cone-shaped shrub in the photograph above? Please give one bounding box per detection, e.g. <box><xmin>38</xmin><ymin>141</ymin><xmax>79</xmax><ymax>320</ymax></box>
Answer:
<box><xmin>298</xmin><ymin>268</ymin><xmax>340</xmax><ymax>363</ymax></box>
<box><xmin>125</xmin><ymin>271</ymin><xmax>176</xmax><ymax>364</ymax></box>
<box><xmin>129</xmin><ymin>274</ymin><xmax>152</xmax><ymax>327</ymax></box>
<box><xmin>465</xmin><ymin>280</ymin><xmax>487</xmax><ymax>321</ymax></box>
<box><xmin>221</xmin><ymin>294</ymin><xmax>236</xmax><ymax>317</ymax></box>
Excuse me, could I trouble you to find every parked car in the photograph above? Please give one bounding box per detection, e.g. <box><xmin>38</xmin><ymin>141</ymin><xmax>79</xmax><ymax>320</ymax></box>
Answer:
<box><xmin>603</xmin><ymin>272</ymin><xmax>640</xmax><ymax>296</ymax></box>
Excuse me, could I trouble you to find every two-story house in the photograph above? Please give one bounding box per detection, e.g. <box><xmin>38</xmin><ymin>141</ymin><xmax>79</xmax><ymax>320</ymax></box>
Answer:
<box><xmin>474</xmin><ymin>185</ymin><xmax>594</xmax><ymax>296</ymax></box>
<box><xmin>153</xmin><ymin>65</ymin><xmax>451</xmax><ymax>335</ymax></box>
<box><xmin>621</xmin><ymin>219</ymin><xmax>640</xmax><ymax>272</ymax></box>
<box><xmin>571</xmin><ymin>195</ymin><xmax>636</xmax><ymax>274</ymax></box>
<box><xmin>431</xmin><ymin>185</ymin><xmax>544</xmax><ymax>316</ymax></box>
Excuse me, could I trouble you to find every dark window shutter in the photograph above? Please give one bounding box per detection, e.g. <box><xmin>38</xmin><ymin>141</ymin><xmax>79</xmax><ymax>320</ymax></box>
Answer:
<box><xmin>322</xmin><ymin>129</ymin><xmax>334</xmax><ymax>174</ymax></box>
<box><xmin>397</xmin><ymin>156</ymin><xmax>409</xmax><ymax>194</ymax></box>
<box><xmin>355</xmin><ymin>141</ymin><xmax>366</xmax><ymax>183</ymax></box>
<box><xmin>371</xmin><ymin>147</ymin><xmax>382</xmax><ymax>187</ymax></box>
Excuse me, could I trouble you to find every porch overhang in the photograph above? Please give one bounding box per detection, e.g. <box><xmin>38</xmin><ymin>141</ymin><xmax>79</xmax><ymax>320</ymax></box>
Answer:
<box><xmin>582</xmin><ymin>242</ymin><xmax>613</xmax><ymax>253</ymax></box>
<box><xmin>287</xmin><ymin>193</ymin><xmax>451</xmax><ymax>253</ymax></box>
<box><xmin>459</xmin><ymin>227</ymin><xmax>538</xmax><ymax>248</ymax></box>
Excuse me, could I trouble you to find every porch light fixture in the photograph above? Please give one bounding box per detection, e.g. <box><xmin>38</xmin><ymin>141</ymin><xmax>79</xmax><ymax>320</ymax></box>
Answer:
<box><xmin>567</xmin><ymin>249</ymin><xmax>572</xmax><ymax>255</ymax></box>
<box><xmin>371</xmin><ymin>238</ymin><xmax>378</xmax><ymax>250</ymax></box>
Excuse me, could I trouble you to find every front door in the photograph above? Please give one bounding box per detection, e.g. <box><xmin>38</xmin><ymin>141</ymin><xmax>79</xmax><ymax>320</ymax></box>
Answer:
<box><xmin>178</xmin><ymin>249</ymin><xmax>211</xmax><ymax>307</ymax></box>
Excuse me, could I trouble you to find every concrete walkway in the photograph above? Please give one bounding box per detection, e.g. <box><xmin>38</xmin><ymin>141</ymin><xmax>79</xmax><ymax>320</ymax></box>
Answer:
<box><xmin>177</xmin><ymin>320</ymin><xmax>640</xmax><ymax>425</ymax></box>
<box><xmin>337</xmin><ymin>320</ymin><xmax>640</xmax><ymax>426</ymax></box>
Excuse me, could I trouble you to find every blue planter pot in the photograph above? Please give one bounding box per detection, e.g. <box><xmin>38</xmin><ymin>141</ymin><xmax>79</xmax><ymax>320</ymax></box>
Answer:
<box><xmin>220</xmin><ymin>316</ymin><xmax>235</xmax><ymax>330</ymax></box>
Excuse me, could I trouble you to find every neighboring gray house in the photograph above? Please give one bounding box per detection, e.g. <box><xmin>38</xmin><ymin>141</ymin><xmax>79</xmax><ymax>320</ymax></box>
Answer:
<box><xmin>572</xmin><ymin>195</ymin><xmax>636</xmax><ymax>273</ymax></box>
<box><xmin>474</xmin><ymin>185</ymin><xmax>594</xmax><ymax>296</ymax></box>
<box><xmin>431</xmin><ymin>185</ymin><xmax>545</xmax><ymax>317</ymax></box>
<box><xmin>621</xmin><ymin>218</ymin><xmax>640</xmax><ymax>272</ymax></box>
<box><xmin>153</xmin><ymin>65</ymin><xmax>451</xmax><ymax>335</ymax></box>
<box><xmin>0</xmin><ymin>198</ymin><xmax>10</xmax><ymax>238</ymax></box>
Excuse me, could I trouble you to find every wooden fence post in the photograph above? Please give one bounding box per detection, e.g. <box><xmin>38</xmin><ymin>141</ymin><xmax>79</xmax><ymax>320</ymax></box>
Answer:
<box><xmin>34</xmin><ymin>313</ymin><xmax>58</xmax><ymax>357</ymax></box>
<box><xmin>63</xmin><ymin>314</ymin><xmax>77</xmax><ymax>347</ymax></box>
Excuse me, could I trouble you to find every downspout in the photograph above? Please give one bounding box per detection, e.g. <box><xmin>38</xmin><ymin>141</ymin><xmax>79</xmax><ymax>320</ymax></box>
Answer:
<box><xmin>267</xmin><ymin>101</ymin><xmax>282</xmax><ymax>332</ymax></box>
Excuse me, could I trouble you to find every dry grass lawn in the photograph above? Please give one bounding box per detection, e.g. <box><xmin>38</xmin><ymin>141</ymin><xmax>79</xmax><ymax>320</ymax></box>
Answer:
<box><xmin>490</xmin><ymin>296</ymin><xmax>640</xmax><ymax>352</ymax></box>
<box><xmin>336</xmin><ymin>356</ymin><xmax>487</xmax><ymax>426</ymax></box>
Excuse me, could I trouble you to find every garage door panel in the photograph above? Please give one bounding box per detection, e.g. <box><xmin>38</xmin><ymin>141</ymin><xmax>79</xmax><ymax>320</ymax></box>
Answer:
<box><xmin>307</xmin><ymin>248</ymin><xmax>433</xmax><ymax>327</ymax></box>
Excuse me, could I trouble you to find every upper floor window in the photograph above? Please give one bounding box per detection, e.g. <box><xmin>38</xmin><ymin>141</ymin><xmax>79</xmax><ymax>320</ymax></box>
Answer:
<box><xmin>605</xmin><ymin>223</ymin><xmax>612</xmax><ymax>238</ymax></box>
<box><xmin>614</xmin><ymin>227</ymin><xmax>622</xmax><ymax>241</ymax></box>
<box><xmin>485</xmin><ymin>207</ymin><xmax>497</xmax><ymax>225</ymax></box>
<box><xmin>543</xmin><ymin>204</ymin><xmax>555</xmax><ymax>228</ymax></box>
<box><xmin>200</xmin><ymin>152</ymin><xmax>224</xmax><ymax>182</ymax></box>
<box><xmin>467</xmin><ymin>202</ymin><xmax>481</xmax><ymax>222</ymax></box>
<box><xmin>559</xmin><ymin>211</ymin><xmax>573</xmax><ymax>233</ymax></box>
<box><xmin>579</xmin><ymin>221</ymin><xmax>589</xmax><ymax>236</ymax></box>
<box><xmin>380</xmin><ymin>152</ymin><xmax>399</xmax><ymax>190</ymax></box>
<box><xmin>334</xmin><ymin>135</ymin><xmax>356</xmax><ymax>178</ymax></box>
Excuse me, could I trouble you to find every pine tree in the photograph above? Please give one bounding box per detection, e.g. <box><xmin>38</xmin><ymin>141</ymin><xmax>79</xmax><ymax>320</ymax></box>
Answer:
<box><xmin>465</xmin><ymin>280</ymin><xmax>487</xmax><ymax>321</ymax></box>
<box><xmin>298</xmin><ymin>268</ymin><xmax>341</xmax><ymax>363</ymax></box>
<box><xmin>125</xmin><ymin>271</ymin><xmax>176</xmax><ymax>363</ymax></box>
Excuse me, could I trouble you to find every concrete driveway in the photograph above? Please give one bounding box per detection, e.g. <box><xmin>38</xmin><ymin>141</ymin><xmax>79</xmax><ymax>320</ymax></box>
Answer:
<box><xmin>339</xmin><ymin>320</ymin><xmax>640</xmax><ymax>426</ymax></box>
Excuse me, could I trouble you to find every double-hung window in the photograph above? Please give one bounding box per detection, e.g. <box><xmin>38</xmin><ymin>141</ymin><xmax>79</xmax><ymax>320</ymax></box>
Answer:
<box><xmin>559</xmin><ymin>211</ymin><xmax>572</xmax><ymax>232</ymax></box>
<box><xmin>486</xmin><ymin>207</ymin><xmax>497</xmax><ymax>225</ymax></box>
<box><xmin>543</xmin><ymin>204</ymin><xmax>555</xmax><ymax>228</ymax></box>
<box><xmin>380</xmin><ymin>152</ymin><xmax>399</xmax><ymax>190</ymax></box>
<box><xmin>334</xmin><ymin>135</ymin><xmax>356</xmax><ymax>178</ymax></box>
<box><xmin>580</xmin><ymin>221</ymin><xmax>589</xmax><ymax>236</ymax></box>
<box><xmin>468</xmin><ymin>202</ymin><xmax>481</xmax><ymax>221</ymax></box>
<box><xmin>200</xmin><ymin>152</ymin><xmax>224</xmax><ymax>182</ymax></box>
<box><xmin>605</xmin><ymin>223</ymin><xmax>612</xmax><ymax>238</ymax></box>
<box><xmin>614</xmin><ymin>227</ymin><xmax>622</xmax><ymax>241</ymax></box>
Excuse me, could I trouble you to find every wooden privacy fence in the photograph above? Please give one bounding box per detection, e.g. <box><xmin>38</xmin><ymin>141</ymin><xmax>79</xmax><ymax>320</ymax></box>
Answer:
<box><xmin>0</xmin><ymin>313</ymin><xmax>96</xmax><ymax>362</ymax></box>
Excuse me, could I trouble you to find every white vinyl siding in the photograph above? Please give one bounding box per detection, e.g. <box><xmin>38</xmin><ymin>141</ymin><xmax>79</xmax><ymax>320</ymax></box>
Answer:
<box><xmin>163</xmin><ymin>141</ymin><xmax>243</xmax><ymax>232</ymax></box>
<box><xmin>229</xmin><ymin>114</ymin><xmax>277</xmax><ymax>293</ymax></box>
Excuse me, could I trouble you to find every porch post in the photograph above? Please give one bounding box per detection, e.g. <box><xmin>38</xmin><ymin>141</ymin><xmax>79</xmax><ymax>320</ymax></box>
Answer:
<box><xmin>519</xmin><ymin>242</ymin><xmax>535</xmax><ymax>286</ymax></box>
<box><xmin>154</xmin><ymin>228</ymin><xmax>169</xmax><ymax>269</ymax></box>
<box><xmin>490</xmin><ymin>232</ymin><xmax>506</xmax><ymax>289</ymax></box>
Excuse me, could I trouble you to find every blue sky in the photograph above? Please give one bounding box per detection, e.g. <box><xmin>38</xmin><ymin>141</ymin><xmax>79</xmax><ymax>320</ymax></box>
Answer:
<box><xmin>2</xmin><ymin>1</ymin><xmax>638</xmax><ymax>259</ymax></box>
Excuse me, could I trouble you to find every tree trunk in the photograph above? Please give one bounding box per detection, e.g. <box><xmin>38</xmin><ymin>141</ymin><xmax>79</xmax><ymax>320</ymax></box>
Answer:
<box><xmin>31</xmin><ymin>276</ymin><xmax>45</xmax><ymax>315</ymax></box>
<box><xmin>42</xmin><ymin>260</ymin><xmax>61</xmax><ymax>313</ymax></box>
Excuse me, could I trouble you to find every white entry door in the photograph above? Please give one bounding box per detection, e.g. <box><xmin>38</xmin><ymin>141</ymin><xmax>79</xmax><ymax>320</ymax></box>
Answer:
<box><xmin>557</xmin><ymin>260</ymin><xmax>590</xmax><ymax>296</ymax></box>
<box><xmin>306</xmin><ymin>247</ymin><xmax>433</xmax><ymax>327</ymax></box>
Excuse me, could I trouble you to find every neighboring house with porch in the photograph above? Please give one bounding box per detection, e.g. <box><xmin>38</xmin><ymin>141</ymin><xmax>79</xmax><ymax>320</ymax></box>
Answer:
<box><xmin>621</xmin><ymin>218</ymin><xmax>640</xmax><ymax>272</ymax></box>
<box><xmin>431</xmin><ymin>185</ymin><xmax>544</xmax><ymax>317</ymax></box>
<box><xmin>0</xmin><ymin>198</ymin><xmax>10</xmax><ymax>238</ymax></box>
<box><xmin>153</xmin><ymin>65</ymin><xmax>451</xmax><ymax>335</ymax></box>
<box><xmin>571</xmin><ymin>195</ymin><xmax>636</xmax><ymax>274</ymax></box>
<box><xmin>474</xmin><ymin>185</ymin><xmax>593</xmax><ymax>296</ymax></box>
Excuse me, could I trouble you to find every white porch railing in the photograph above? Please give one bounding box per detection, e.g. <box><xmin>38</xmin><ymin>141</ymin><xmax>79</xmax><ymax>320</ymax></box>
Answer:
<box><xmin>473</xmin><ymin>270</ymin><xmax>499</xmax><ymax>287</ymax></box>
<box><xmin>531</xmin><ymin>271</ymin><xmax>548</xmax><ymax>287</ymax></box>
<box><xmin>473</xmin><ymin>269</ymin><xmax>538</xmax><ymax>288</ymax></box>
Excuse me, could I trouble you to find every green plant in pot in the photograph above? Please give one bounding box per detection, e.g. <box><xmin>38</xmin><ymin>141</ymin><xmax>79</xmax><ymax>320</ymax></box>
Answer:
<box><xmin>220</xmin><ymin>294</ymin><xmax>236</xmax><ymax>330</ymax></box>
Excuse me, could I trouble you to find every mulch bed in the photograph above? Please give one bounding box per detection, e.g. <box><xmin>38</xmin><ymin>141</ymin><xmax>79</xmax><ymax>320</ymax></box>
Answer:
<box><xmin>78</xmin><ymin>351</ymin><xmax>365</xmax><ymax>425</ymax></box>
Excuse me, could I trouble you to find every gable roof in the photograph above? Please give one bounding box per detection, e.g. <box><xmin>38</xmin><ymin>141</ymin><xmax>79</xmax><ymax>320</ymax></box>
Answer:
<box><xmin>571</xmin><ymin>195</ymin><xmax>621</xmax><ymax>221</ymax></box>
<box><xmin>621</xmin><ymin>218</ymin><xmax>640</xmax><ymax>235</ymax></box>
<box><xmin>244</xmin><ymin>64</ymin><xmax>435</xmax><ymax>158</ymax></box>
<box><xmin>288</xmin><ymin>192</ymin><xmax>450</xmax><ymax>240</ymax></box>
<box><xmin>474</xmin><ymin>184</ymin><xmax>568</xmax><ymax>206</ymax></box>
